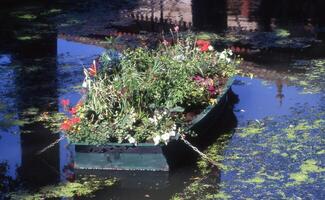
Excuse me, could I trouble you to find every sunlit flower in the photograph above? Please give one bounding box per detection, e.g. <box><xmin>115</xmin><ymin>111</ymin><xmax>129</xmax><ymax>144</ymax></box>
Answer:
<box><xmin>208</xmin><ymin>45</ymin><xmax>214</xmax><ymax>51</ymax></box>
<box><xmin>149</xmin><ymin>117</ymin><xmax>158</xmax><ymax>125</ymax></box>
<box><xmin>161</xmin><ymin>133</ymin><xmax>170</xmax><ymax>145</ymax></box>
<box><xmin>60</xmin><ymin>121</ymin><xmax>71</xmax><ymax>131</ymax></box>
<box><xmin>88</xmin><ymin>60</ymin><xmax>97</xmax><ymax>77</ymax></box>
<box><xmin>153</xmin><ymin>135</ymin><xmax>161</xmax><ymax>145</ymax></box>
<box><xmin>200</xmin><ymin>44</ymin><xmax>209</xmax><ymax>52</ymax></box>
<box><xmin>125</xmin><ymin>135</ymin><xmax>137</xmax><ymax>144</ymax></box>
<box><xmin>168</xmin><ymin>130</ymin><xmax>176</xmax><ymax>137</ymax></box>
<box><xmin>196</xmin><ymin>40</ymin><xmax>210</xmax><ymax>46</ymax></box>
<box><xmin>196</xmin><ymin>40</ymin><xmax>211</xmax><ymax>52</ymax></box>
<box><xmin>60</xmin><ymin>117</ymin><xmax>81</xmax><ymax>132</ymax></box>
<box><xmin>209</xmin><ymin>98</ymin><xmax>217</xmax><ymax>105</ymax></box>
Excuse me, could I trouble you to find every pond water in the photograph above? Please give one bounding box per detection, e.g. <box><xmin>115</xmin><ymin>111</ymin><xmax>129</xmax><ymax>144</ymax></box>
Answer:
<box><xmin>0</xmin><ymin>0</ymin><xmax>324</xmax><ymax>199</ymax></box>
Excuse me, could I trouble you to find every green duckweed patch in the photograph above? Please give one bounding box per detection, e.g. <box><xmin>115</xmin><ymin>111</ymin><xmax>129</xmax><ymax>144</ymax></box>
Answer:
<box><xmin>16</xmin><ymin>14</ymin><xmax>37</xmax><ymax>20</ymax></box>
<box><xmin>17</xmin><ymin>35</ymin><xmax>41</xmax><ymax>41</ymax></box>
<box><xmin>238</xmin><ymin>122</ymin><xmax>264</xmax><ymax>137</ymax></box>
<box><xmin>9</xmin><ymin>176</ymin><xmax>118</xmax><ymax>200</ymax></box>
<box><xmin>290</xmin><ymin>59</ymin><xmax>325</xmax><ymax>94</ymax></box>
<box><xmin>284</xmin><ymin>121</ymin><xmax>312</xmax><ymax>139</ymax></box>
<box><xmin>275</xmin><ymin>29</ymin><xmax>290</xmax><ymax>38</ymax></box>
<box><xmin>244</xmin><ymin>176</ymin><xmax>265</xmax><ymax>184</ymax></box>
<box><xmin>176</xmin><ymin>103</ymin><xmax>325</xmax><ymax>199</ymax></box>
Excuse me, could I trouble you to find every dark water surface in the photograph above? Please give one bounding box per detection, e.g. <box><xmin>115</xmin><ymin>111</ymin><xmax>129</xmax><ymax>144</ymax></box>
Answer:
<box><xmin>0</xmin><ymin>0</ymin><xmax>324</xmax><ymax>199</ymax></box>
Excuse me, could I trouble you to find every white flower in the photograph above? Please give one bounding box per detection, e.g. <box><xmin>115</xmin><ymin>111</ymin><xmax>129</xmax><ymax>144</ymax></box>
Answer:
<box><xmin>128</xmin><ymin>136</ymin><xmax>136</xmax><ymax>144</ymax></box>
<box><xmin>228</xmin><ymin>50</ymin><xmax>233</xmax><ymax>56</ymax></box>
<box><xmin>153</xmin><ymin>135</ymin><xmax>161</xmax><ymax>145</ymax></box>
<box><xmin>219</xmin><ymin>52</ymin><xmax>226</xmax><ymax>60</ymax></box>
<box><xmin>125</xmin><ymin>135</ymin><xmax>137</xmax><ymax>144</ymax></box>
<box><xmin>82</xmin><ymin>80</ymin><xmax>88</xmax><ymax>88</ymax></box>
<box><xmin>168</xmin><ymin>130</ymin><xmax>176</xmax><ymax>137</ymax></box>
<box><xmin>173</xmin><ymin>54</ymin><xmax>185</xmax><ymax>61</ymax></box>
<box><xmin>208</xmin><ymin>45</ymin><xmax>214</xmax><ymax>51</ymax></box>
<box><xmin>157</xmin><ymin>115</ymin><xmax>162</xmax><ymax>120</ymax></box>
<box><xmin>149</xmin><ymin>117</ymin><xmax>158</xmax><ymax>125</ymax></box>
<box><xmin>161</xmin><ymin>133</ymin><xmax>170</xmax><ymax>145</ymax></box>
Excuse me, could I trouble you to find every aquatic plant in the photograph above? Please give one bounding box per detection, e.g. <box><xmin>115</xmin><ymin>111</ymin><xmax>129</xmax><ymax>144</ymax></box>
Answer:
<box><xmin>289</xmin><ymin>59</ymin><xmax>325</xmax><ymax>94</ymax></box>
<box><xmin>9</xmin><ymin>176</ymin><xmax>117</xmax><ymax>200</ymax></box>
<box><xmin>173</xmin><ymin>101</ymin><xmax>325</xmax><ymax>199</ymax></box>
<box><xmin>57</xmin><ymin>31</ymin><xmax>240</xmax><ymax>145</ymax></box>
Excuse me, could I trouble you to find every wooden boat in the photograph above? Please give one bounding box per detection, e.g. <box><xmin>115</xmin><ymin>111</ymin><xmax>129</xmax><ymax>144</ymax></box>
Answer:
<box><xmin>73</xmin><ymin>77</ymin><xmax>235</xmax><ymax>171</ymax></box>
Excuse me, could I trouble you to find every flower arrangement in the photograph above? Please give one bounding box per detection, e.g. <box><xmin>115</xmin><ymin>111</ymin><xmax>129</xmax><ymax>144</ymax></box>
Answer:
<box><xmin>59</xmin><ymin>31</ymin><xmax>240</xmax><ymax>145</ymax></box>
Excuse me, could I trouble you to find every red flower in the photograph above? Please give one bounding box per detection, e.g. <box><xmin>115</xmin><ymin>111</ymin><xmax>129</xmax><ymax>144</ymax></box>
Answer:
<box><xmin>88</xmin><ymin>60</ymin><xmax>97</xmax><ymax>77</ymax></box>
<box><xmin>69</xmin><ymin>107</ymin><xmax>77</xmax><ymax>115</ymax></box>
<box><xmin>61</xmin><ymin>99</ymin><xmax>70</xmax><ymax>107</ymax></box>
<box><xmin>60</xmin><ymin>117</ymin><xmax>81</xmax><ymax>132</ymax></box>
<box><xmin>70</xmin><ymin>117</ymin><xmax>81</xmax><ymax>124</ymax></box>
<box><xmin>196</xmin><ymin>40</ymin><xmax>210</xmax><ymax>52</ymax></box>
<box><xmin>200</xmin><ymin>44</ymin><xmax>209</xmax><ymax>52</ymax></box>
<box><xmin>196</xmin><ymin>40</ymin><xmax>210</xmax><ymax>46</ymax></box>
<box><xmin>60</xmin><ymin>121</ymin><xmax>71</xmax><ymax>131</ymax></box>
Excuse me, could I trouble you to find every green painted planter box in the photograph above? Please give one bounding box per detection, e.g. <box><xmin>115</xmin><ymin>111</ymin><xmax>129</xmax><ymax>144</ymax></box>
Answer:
<box><xmin>73</xmin><ymin>78</ymin><xmax>234</xmax><ymax>171</ymax></box>
<box><xmin>74</xmin><ymin>143</ymin><xmax>169</xmax><ymax>171</ymax></box>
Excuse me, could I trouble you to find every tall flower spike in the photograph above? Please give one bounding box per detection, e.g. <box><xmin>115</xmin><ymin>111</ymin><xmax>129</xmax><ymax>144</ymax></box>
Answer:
<box><xmin>88</xmin><ymin>60</ymin><xmax>97</xmax><ymax>77</ymax></box>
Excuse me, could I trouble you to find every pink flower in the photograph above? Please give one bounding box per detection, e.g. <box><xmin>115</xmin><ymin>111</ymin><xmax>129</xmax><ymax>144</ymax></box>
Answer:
<box><xmin>174</xmin><ymin>26</ymin><xmax>179</xmax><ymax>32</ymax></box>
<box><xmin>162</xmin><ymin>39</ymin><xmax>169</xmax><ymax>46</ymax></box>
<box><xmin>193</xmin><ymin>75</ymin><xmax>204</xmax><ymax>83</ymax></box>
<box><xmin>69</xmin><ymin>107</ymin><xmax>77</xmax><ymax>115</ymax></box>
<box><xmin>207</xmin><ymin>85</ymin><xmax>216</xmax><ymax>95</ymax></box>
<box><xmin>61</xmin><ymin>99</ymin><xmax>70</xmax><ymax>107</ymax></box>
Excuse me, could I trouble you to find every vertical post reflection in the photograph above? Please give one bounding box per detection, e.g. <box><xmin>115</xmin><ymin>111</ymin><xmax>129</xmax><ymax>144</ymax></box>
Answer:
<box><xmin>192</xmin><ymin>0</ymin><xmax>227</xmax><ymax>32</ymax></box>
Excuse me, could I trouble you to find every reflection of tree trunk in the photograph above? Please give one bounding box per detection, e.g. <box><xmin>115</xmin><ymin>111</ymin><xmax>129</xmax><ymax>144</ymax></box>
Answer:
<box><xmin>18</xmin><ymin>42</ymin><xmax>60</xmax><ymax>187</ymax></box>
<box><xmin>275</xmin><ymin>79</ymin><xmax>284</xmax><ymax>106</ymax></box>
<box><xmin>4</xmin><ymin>12</ymin><xmax>61</xmax><ymax>187</ymax></box>
<box><xmin>192</xmin><ymin>0</ymin><xmax>227</xmax><ymax>32</ymax></box>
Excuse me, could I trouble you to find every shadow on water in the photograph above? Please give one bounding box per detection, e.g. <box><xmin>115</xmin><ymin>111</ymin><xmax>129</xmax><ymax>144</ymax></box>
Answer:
<box><xmin>0</xmin><ymin>0</ymin><xmax>325</xmax><ymax>199</ymax></box>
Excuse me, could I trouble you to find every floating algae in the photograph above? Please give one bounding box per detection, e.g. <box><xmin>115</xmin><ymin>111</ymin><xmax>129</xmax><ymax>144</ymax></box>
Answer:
<box><xmin>9</xmin><ymin>176</ymin><xmax>118</xmax><ymax>200</ymax></box>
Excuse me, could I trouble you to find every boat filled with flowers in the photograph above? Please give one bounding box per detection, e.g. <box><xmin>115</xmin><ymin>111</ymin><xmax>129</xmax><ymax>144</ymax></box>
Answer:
<box><xmin>59</xmin><ymin>31</ymin><xmax>240</xmax><ymax>171</ymax></box>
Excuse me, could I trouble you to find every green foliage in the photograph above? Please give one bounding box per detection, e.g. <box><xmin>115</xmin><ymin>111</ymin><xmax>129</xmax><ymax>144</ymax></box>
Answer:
<box><xmin>63</xmin><ymin>34</ymin><xmax>240</xmax><ymax>145</ymax></box>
